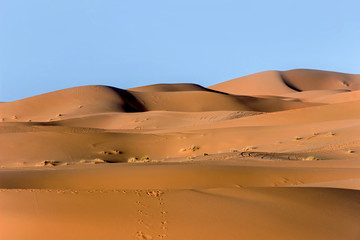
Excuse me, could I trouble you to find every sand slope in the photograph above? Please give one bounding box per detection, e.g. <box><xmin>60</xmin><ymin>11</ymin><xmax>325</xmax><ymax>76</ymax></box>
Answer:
<box><xmin>1</xmin><ymin>69</ymin><xmax>360</xmax><ymax>240</ymax></box>
<box><xmin>209</xmin><ymin>69</ymin><xmax>360</xmax><ymax>96</ymax></box>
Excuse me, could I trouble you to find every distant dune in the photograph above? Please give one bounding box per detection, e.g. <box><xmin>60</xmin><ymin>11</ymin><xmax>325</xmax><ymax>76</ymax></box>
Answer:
<box><xmin>209</xmin><ymin>69</ymin><xmax>360</xmax><ymax>96</ymax></box>
<box><xmin>1</xmin><ymin>69</ymin><xmax>360</xmax><ymax>240</ymax></box>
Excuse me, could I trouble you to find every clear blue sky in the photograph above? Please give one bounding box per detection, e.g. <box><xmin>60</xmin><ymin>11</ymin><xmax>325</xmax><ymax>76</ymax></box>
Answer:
<box><xmin>1</xmin><ymin>0</ymin><xmax>359</xmax><ymax>101</ymax></box>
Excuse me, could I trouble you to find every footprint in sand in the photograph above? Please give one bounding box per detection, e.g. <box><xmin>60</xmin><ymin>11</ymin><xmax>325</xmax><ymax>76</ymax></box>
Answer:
<box><xmin>135</xmin><ymin>190</ymin><xmax>150</xmax><ymax>233</ymax></box>
<box><xmin>134</xmin><ymin>190</ymin><xmax>168</xmax><ymax>239</ymax></box>
<box><xmin>157</xmin><ymin>191</ymin><xmax>168</xmax><ymax>236</ymax></box>
<box><xmin>136</xmin><ymin>231</ymin><xmax>153</xmax><ymax>240</ymax></box>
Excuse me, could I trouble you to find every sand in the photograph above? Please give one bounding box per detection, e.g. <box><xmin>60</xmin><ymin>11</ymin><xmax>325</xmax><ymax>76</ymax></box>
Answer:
<box><xmin>1</xmin><ymin>69</ymin><xmax>360</xmax><ymax>240</ymax></box>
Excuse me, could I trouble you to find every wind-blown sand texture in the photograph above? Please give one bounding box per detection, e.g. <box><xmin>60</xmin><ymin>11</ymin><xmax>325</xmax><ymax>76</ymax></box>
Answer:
<box><xmin>1</xmin><ymin>69</ymin><xmax>360</xmax><ymax>240</ymax></box>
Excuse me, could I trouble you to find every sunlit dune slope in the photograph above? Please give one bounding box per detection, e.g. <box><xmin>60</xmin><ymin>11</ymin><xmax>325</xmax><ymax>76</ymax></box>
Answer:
<box><xmin>209</xmin><ymin>69</ymin><xmax>360</xmax><ymax>96</ymax></box>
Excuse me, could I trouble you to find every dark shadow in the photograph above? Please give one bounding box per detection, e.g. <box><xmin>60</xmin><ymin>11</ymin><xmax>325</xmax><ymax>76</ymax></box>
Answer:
<box><xmin>279</xmin><ymin>72</ymin><xmax>302</xmax><ymax>92</ymax></box>
<box><xmin>108</xmin><ymin>86</ymin><xmax>147</xmax><ymax>112</ymax></box>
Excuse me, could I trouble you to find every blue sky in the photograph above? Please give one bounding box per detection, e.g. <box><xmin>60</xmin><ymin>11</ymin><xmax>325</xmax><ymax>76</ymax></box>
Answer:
<box><xmin>1</xmin><ymin>0</ymin><xmax>359</xmax><ymax>101</ymax></box>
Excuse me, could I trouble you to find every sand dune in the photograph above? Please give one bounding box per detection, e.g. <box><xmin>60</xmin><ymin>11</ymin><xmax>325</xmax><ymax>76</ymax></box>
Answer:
<box><xmin>209</xmin><ymin>70</ymin><xmax>296</xmax><ymax>96</ymax></box>
<box><xmin>0</xmin><ymin>85</ymin><xmax>319</xmax><ymax>124</ymax></box>
<box><xmin>209</xmin><ymin>69</ymin><xmax>360</xmax><ymax>96</ymax></box>
<box><xmin>1</xmin><ymin>69</ymin><xmax>360</xmax><ymax>240</ymax></box>
<box><xmin>281</xmin><ymin>69</ymin><xmax>360</xmax><ymax>91</ymax></box>
<box><xmin>0</xmin><ymin>85</ymin><xmax>146</xmax><ymax>122</ymax></box>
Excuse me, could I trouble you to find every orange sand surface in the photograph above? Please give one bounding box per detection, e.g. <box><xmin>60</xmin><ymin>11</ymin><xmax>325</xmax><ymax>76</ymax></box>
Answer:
<box><xmin>1</xmin><ymin>69</ymin><xmax>360</xmax><ymax>239</ymax></box>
